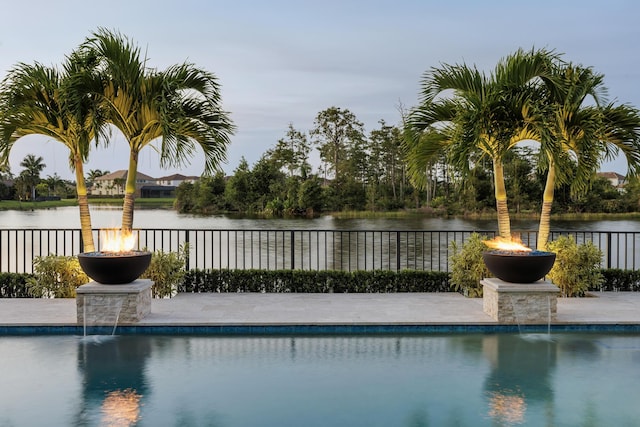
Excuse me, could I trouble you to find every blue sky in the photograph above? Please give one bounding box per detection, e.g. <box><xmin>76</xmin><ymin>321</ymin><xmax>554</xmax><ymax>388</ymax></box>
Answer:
<box><xmin>1</xmin><ymin>0</ymin><xmax>639</xmax><ymax>180</ymax></box>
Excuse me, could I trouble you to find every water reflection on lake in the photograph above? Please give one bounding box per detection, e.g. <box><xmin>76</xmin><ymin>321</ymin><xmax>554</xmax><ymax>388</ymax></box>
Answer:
<box><xmin>0</xmin><ymin>206</ymin><xmax>639</xmax><ymax>232</ymax></box>
<box><xmin>1</xmin><ymin>207</ymin><xmax>640</xmax><ymax>273</ymax></box>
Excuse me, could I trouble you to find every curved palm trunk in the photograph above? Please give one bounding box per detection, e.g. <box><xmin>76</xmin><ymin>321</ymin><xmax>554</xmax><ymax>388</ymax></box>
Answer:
<box><xmin>121</xmin><ymin>151</ymin><xmax>139</xmax><ymax>233</ymax></box>
<box><xmin>74</xmin><ymin>158</ymin><xmax>95</xmax><ymax>252</ymax></box>
<box><xmin>493</xmin><ymin>160</ymin><xmax>511</xmax><ymax>239</ymax></box>
<box><xmin>537</xmin><ymin>160</ymin><xmax>556</xmax><ymax>251</ymax></box>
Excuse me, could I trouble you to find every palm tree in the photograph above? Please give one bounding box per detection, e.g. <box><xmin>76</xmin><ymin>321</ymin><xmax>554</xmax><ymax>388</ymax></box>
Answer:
<box><xmin>18</xmin><ymin>154</ymin><xmax>45</xmax><ymax>201</ymax></box>
<box><xmin>405</xmin><ymin>48</ymin><xmax>556</xmax><ymax>238</ymax></box>
<box><xmin>86</xmin><ymin>168</ymin><xmax>109</xmax><ymax>190</ymax></box>
<box><xmin>113</xmin><ymin>177</ymin><xmax>125</xmax><ymax>195</ymax></box>
<box><xmin>0</xmin><ymin>52</ymin><xmax>106</xmax><ymax>251</ymax></box>
<box><xmin>531</xmin><ymin>64</ymin><xmax>640</xmax><ymax>250</ymax></box>
<box><xmin>0</xmin><ymin>162</ymin><xmax>12</xmax><ymax>180</ymax></box>
<box><xmin>77</xmin><ymin>28</ymin><xmax>235</xmax><ymax>232</ymax></box>
<box><xmin>45</xmin><ymin>173</ymin><xmax>65</xmax><ymax>196</ymax></box>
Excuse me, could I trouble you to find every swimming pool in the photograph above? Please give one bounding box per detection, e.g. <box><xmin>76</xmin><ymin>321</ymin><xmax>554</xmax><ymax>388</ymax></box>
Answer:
<box><xmin>1</xmin><ymin>333</ymin><xmax>639</xmax><ymax>426</ymax></box>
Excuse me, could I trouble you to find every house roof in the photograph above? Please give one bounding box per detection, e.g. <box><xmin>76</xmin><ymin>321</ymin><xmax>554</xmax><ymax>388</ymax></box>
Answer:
<box><xmin>597</xmin><ymin>172</ymin><xmax>626</xmax><ymax>180</ymax></box>
<box><xmin>95</xmin><ymin>170</ymin><xmax>155</xmax><ymax>181</ymax></box>
<box><xmin>156</xmin><ymin>173</ymin><xmax>199</xmax><ymax>181</ymax></box>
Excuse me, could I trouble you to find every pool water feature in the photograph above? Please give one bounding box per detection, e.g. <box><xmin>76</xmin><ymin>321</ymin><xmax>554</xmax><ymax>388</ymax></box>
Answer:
<box><xmin>1</xmin><ymin>333</ymin><xmax>639</xmax><ymax>426</ymax></box>
<box><xmin>82</xmin><ymin>296</ymin><xmax>124</xmax><ymax>337</ymax></box>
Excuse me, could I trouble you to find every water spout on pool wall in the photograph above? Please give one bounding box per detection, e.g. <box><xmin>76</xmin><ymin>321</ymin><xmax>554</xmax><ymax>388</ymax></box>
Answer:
<box><xmin>111</xmin><ymin>301</ymin><xmax>123</xmax><ymax>336</ymax></box>
<box><xmin>482</xmin><ymin>278</ymin><xmax>560</xmax><ymax>325</ymax></box>
<box><xmin>81</xmin><ymin>294</ymin><xmax>125</xmax><ymax>336</ymax></box>
<box><xmin>76</xmin><ymin>279</ymin><xmax>153</xmax><ymax>326</ymax></box>
<box><xmin>511</xmin><ymin>295</ymin><xmax>555</xmax><ymax>341</ymax></box>
<box><xmin>509</xmin><ymin>295</ymin><xmax>524</xmax><ymax>334</ymax></box>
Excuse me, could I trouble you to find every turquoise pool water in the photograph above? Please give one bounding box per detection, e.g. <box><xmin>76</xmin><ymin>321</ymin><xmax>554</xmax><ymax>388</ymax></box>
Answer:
<box><xmin>1</xmin><ymin>333</ymin><xmax>639</xmax><ymax>426</ymax></box>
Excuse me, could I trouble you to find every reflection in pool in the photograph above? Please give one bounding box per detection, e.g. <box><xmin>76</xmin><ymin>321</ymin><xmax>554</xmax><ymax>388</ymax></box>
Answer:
<box><xmin>0</xmin><ymin>333</ymin><xmax>639</xmax><ymax>426</ymax></box>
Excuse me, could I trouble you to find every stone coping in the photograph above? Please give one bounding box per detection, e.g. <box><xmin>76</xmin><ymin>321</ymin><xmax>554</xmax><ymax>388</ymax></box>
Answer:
<box><xmin>482</xmin><ymin>277</ymin><xmax>560</xmax><ymax>323</ymax></box>
<box><xmin>76</xmin><ymin>279</ymin><xmax>153</xmax><ymax>294</ymax></box>
<box><xmin>481</xmin><ymin>277</ymin><xmax>560</xmax><ymax>293</ymax></box>
<box><xmin>2</xmin><ymin>323</ymin><xmax>640</xmax><ymax>336</ymax></box>
<box><xmin>2</xmin><ymin>292</ymin><xmax>640</xmax><ymax>328</ymax></box>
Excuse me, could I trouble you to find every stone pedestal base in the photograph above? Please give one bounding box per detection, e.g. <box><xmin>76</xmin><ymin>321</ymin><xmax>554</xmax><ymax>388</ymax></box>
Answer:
<box><xmin>482</xmin><ymin>278</ymin><xmax>559</xmax><ymax>324</ymax></box>
<box><xmin>76</xmin><ymin>279</ymin><xmax>153</xmax><ymax>325</ymax></box>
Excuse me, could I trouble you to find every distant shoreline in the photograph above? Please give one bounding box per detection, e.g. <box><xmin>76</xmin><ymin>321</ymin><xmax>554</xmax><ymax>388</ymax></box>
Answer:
<box><xmin>0</xmin><ymin>198</ymin><xmax>174</xmax><ymax>211</ymax></box>
<box><xmin>1</xmin><ymin>199</ymin><xmax>639</xmax><ymax>221</ymax></box>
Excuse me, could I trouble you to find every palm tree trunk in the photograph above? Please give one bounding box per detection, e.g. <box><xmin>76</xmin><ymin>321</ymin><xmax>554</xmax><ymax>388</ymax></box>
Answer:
<box><xmin>493</xmin><ymin>160</ymin><xmax>511</xmax><ymax>239</ymax></box>
<box><xmin>74</xmin><ymin>158</ymin><xmax>95</xmax><ymax>252</ymax></box>
<box><xmin>537</xmin><ymin>161</ymin><xmax>556</xmax><ymax>251</ymax></box>
<box><xmin>121</xmin><ymin>152</ymin><xmax>139</xmax><ymax>233</ymax></box>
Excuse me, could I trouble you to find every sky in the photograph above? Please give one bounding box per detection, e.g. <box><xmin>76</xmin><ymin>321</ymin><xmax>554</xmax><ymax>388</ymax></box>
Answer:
<box><xmin>0</xmin><ymin>0</ymin><xmax>639</xmax><ymax>181</ymax></box>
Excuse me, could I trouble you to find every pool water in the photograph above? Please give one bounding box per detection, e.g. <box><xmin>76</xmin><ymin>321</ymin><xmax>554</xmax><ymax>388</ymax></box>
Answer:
<box><xmin>1</xmin><ymin>333</ymin><xmax>639</xmax><ymax>426</ymax></box>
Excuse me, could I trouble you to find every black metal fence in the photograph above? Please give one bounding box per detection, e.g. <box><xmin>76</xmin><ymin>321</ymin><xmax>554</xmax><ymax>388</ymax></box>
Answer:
<box><xmin>0</xmin><ymin>228</ymin><xmax>638</xmax><ymax>274</ymax></box>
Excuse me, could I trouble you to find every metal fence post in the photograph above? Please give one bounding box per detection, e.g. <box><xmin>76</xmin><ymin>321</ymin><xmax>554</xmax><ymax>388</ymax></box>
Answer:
<box><xmin>185</xmin><ymin>231</ymin><xmax>190</xmax><ymax>271</ymax></box>
<box><xmin>607</xmin><ymin>232</ymin><xmax>612</xmax><ymax>269</ymax></box>
<box><xmin>290</xmin><ymin>230</ymin><xmax>295</xmax><ymax>269</ymax></box>
<box><xmin>396</xmin><ymin>232</ymin><xmax>401</xmax><ymax>271</ymax></box>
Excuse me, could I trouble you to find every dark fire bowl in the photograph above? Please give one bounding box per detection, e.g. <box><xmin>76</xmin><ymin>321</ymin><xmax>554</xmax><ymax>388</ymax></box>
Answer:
<box><xmin>78</xmin><ymin>251</ymin><xmax>152</xmax><ymax>285</ymax></box>
<box><xmin>483</xmin><ymin>250</ymin><xmax>556</xmax><ymax>283</ymax></box>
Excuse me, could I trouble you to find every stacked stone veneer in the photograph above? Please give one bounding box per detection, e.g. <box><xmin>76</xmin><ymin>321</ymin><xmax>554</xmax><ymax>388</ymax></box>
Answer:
<box><xmin>482</xmin><ymin>277</ymin><xmax>559</xmax><ymax>324</ymax></box>
<box><xmin>76</xmin><ymin>279</ymin><xmax>153</xmax><ymax>325</ymax></box>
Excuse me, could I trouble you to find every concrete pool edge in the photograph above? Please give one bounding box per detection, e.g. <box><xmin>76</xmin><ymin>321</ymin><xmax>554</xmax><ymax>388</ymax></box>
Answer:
<box><xmin>2</xmin><ymin>322</ymin><xmax>640</xmax><ymax>335</ymax></box>
<box><xmin>2</xmin><ymin>292</ymin><xmax>640</xmax><ymax>333</ymax></box>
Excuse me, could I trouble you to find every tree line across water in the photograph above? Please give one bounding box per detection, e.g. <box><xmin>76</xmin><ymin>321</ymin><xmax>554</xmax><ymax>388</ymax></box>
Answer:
<box><xmin>5</xmin><ymin>132</ymin><xmax>640</xmax><ymax>218</ymax></box>
<box><xmin>173</xmin><ymin>117</ymin><xmax>640</xmax><ymax>218</ymax></box>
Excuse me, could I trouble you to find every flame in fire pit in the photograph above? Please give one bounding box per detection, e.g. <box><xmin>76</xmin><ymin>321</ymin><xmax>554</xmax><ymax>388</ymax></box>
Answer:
<box><xmin>483</xmin><ymin>236</ymin><xmax>532</xmax><ymax>253</ymax></box>
<box><xmin>101</xmin><ymin>229</ymin><xmax>137</xmax><ymax>253</ymax></box>
<box><xmin>482</xmin><ymin>235</ymin><xmax>555</xmax><ymax>283</ymax></box>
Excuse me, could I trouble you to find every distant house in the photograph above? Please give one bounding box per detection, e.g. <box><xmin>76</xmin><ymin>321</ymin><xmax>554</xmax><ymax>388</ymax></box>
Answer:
<box><xmin>91</xmin><ymin>170</ymin><xmax>200</xmax><ymax>198</ymax></box>
<box><xmin>140</xmin><ymin>173</ymin><xmax>200</xmax><ymax>198</ymax></box>
<box><xmin>597</xmin><ymin>172</ymin><xmax>626</xmax><ymax>189</ymax></box>
<box><xmin>91</xmin><ymin>170</ymin><xmax>156</xmax><ymax>197</ymax></box>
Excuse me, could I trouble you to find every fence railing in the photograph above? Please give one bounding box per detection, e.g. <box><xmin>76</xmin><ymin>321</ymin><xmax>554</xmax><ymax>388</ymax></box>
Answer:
<box><xmin>1</xmin><ymin>228</ymin><xmax>638</xmax><ymax>274</ymax></box>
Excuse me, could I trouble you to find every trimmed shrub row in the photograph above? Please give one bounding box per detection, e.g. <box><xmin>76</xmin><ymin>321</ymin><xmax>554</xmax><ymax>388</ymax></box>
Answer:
<box><xmin>0</xmin><ymin>273</ymin><xmax>35</xmax><ymax>298</ymax></box>
<box><xmin>180</xmin><ymin>269</ymin><xmax>452</xmax><ymax>293</ymax></box>
<box><xmin>3</xmin><ymin>268</ymin><xmax>640</xmax><ymax>298</ymax></box>
<box><xmin>595</xmin><ymin>269</ymin><xmax>640</xmax><ymax>292</ymax></box>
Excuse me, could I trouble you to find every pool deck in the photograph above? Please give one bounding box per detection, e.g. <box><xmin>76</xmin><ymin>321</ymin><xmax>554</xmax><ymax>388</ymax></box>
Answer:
<box><xmin>1</xmin><ymin>291</ymin><xmax>640</xmax><ymax>328</ymax></box>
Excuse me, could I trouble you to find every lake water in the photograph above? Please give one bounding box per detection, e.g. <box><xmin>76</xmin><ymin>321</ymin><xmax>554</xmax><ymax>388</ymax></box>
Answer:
<box><xmin>1</xmin><ymin>333</ymin><xmax>639</xmax><ymax>426</ymax></box>
<box><xmin>1</xmin><ymin>207</ymin><xmax>639</xmax><ymax>272</ymax></box>
<box><xmin>1</xmin><ymin>206</ymin><xmax>639</xmax><ymax>232</ymax></box>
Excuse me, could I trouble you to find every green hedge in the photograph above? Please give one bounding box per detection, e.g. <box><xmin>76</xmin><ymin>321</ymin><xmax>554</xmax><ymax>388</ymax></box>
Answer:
<box><xmin>0</xmin><ymin>273</ymin><xmax>35</xmax><ymax>298</ymax></box>
<box><xmin>594</xmin><ymin>269</ymin><xmax>640</xmax><ymax>291</ymax></box>
<box><xmin>180</xmin><ymin>269</ymin><xmax>452</xmax><ymax>293</ymax></box>
<box><xmin>3</xmin><ymin>268</ymin><xmax>640</xmax><ymax>298</ymax></box>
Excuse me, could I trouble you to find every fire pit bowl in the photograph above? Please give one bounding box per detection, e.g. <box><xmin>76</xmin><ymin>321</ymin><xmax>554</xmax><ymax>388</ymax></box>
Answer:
<box><xmin>78</xmin><ymin>251</ymin><xmax>152</xmax><ymax>284</ymax></box>
<box><xmin>482</xmin><ymin>250</ymin><xmax>556</xmax><ymax>283</ymax></box>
